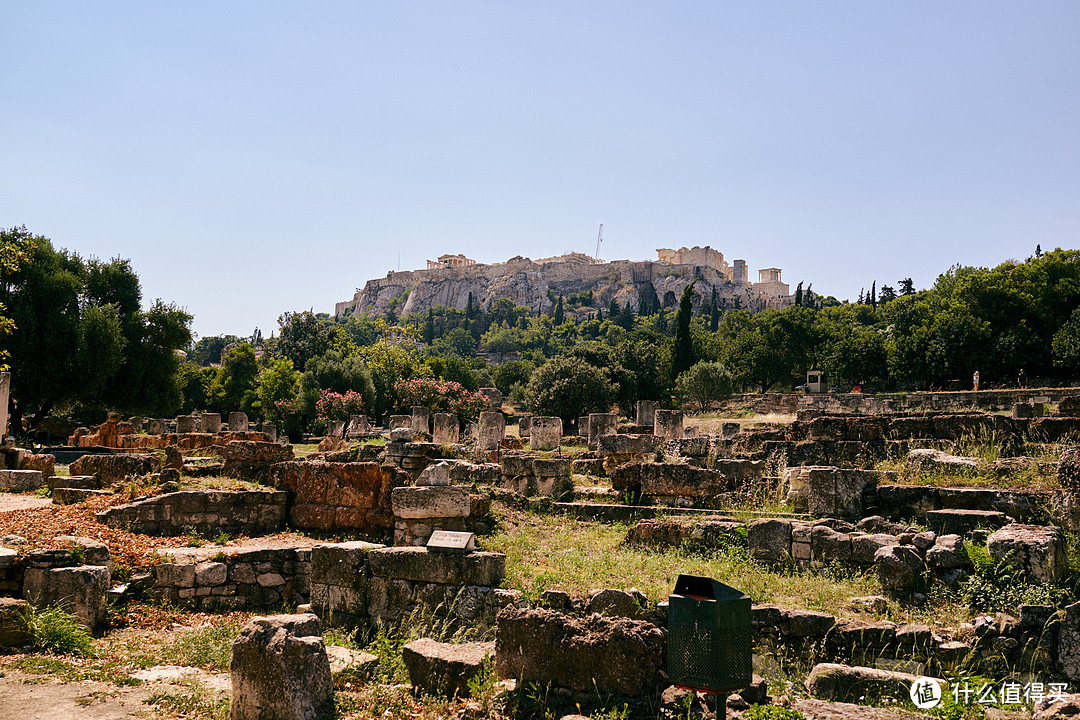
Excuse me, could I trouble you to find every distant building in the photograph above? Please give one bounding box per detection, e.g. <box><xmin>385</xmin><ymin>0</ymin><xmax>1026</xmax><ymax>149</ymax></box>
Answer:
<box><xmin>427</xmin><ymin>253</ymin><xmax>477</xmax><ymax>270</ymax></box>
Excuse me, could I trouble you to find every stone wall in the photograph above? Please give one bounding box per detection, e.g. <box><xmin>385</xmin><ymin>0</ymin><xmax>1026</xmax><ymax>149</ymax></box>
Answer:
<box><xmin>391</xmin><ymin>485</ymin><xmax>492</xmax><ymax>545</ymax></box>
<box><xmin>96</xmin><ymin>489</ymin><xmax>287</xmax><ymax>536</ymax></box>
<box><xmin>152</xmin><ymin>547</ymin><xmax>310</xmax><ymax>611</ymax></box>
<box><xmin>727</xmin><ymin>388</ymin><xmax>1080</xmax><ymax>416</ymax></box>
<box><xmin>269</xmin><ymin>461</ymin><xmax>404</xmax><ymax>534</ymax></box>
<box><xmin>309</xmin><ymin>543</ymin><xmax>517</xmax><ymax>633</ymax></box>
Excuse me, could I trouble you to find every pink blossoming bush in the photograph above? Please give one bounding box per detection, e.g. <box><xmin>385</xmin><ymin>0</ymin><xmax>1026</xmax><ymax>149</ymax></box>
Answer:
<box><xmin>315</xmin><ymin>389</ymin><xmax>366</xmax><ymax>426</ymax></box>
<box><xmin>392</xmin><ymin>378</ymin><xmax>488</xmax><ymax>422</ymax></box>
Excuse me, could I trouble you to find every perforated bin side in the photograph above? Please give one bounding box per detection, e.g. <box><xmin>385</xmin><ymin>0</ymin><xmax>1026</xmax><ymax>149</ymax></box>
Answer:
<box><xmin>667</xmin><ymin>595</ymin><xmax>752</xmax><ymax>694</ymax></box>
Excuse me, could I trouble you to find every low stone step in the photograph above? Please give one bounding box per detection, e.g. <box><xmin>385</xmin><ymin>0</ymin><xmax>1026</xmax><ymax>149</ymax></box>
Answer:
<box><xmin>925</xmin><ymin>508</ymin><xmax>1010</xmax><ymax>536</ymax></box>
<box><xmin>52</xmin><ymin>487</ymin><xmax>114</xmax><ymax>505</ymax></box>
<box><xmin>47</xmin><ymin>475</ymin><xmax>100</xmax><ymax>490</ymax></box>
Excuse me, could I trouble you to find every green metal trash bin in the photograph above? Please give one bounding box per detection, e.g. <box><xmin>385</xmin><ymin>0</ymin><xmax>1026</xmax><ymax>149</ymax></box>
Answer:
<box><xmin>667</xmin><ymin>574</ymin><xmax>752</xmax><ymax>695</ymax></box>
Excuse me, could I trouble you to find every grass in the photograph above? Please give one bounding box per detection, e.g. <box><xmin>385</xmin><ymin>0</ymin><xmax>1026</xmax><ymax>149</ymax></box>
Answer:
<box><xmin>145</xmin><ymin>678</ymin><xmax>229</xmax><ymax>720</ymax></box>
<box><xmin>24</xmin><ymin>605</ymin><xmax>95</xmax><ymax>657</ymax></box>
<box><xmin>483</xmin><ymin>506</ymin><xmax>878</xmax><ymax>614</ymax></box>
<box><xmin>156</xmin><ymin>616</ymin><xmax>248</xmax><ymax>672</ymax></box>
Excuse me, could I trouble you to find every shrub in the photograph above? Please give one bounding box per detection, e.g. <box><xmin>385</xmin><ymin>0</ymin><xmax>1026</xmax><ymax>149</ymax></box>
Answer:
<box><xmin>315</xmin><ymin>389</ymin><xmax>366</xmax><ymax>425</ymax></box>
<box><xmin>24</xmin><ymin>605</ymin><xmax>95</xmax><ymax>657</ymax></box>
<box><xmin>392</xmin><ymin>377</ymin><xmax>489</xmax><ymax>422</ymax></box>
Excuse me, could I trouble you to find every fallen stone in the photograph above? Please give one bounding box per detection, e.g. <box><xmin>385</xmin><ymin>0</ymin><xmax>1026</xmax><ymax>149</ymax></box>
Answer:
<box><xmin>987</xmin><ymin>523</ymin><xmax>1068</xmax><ymax>585</ymax></box>
<box><xmin>805</xmin><ymin>662</ymin><xmax>935</xmax><ymax>705</ymax></box>
<box><xmin>402</xmin><ymin>637</ymin><xmax>494</xmax><ymax>698</ymax></box>
<box><xmin>495</xmin><ymin>606</ymin><xmax>665</xmax><ymax>696</ymax></box>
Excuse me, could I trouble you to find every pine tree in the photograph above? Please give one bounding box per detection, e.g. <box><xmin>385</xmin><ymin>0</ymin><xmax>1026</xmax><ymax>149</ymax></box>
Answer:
<box><xmin>899</xmin><ymin>278</ymin><xmax>915</xmax><ymax>296</ymax></box>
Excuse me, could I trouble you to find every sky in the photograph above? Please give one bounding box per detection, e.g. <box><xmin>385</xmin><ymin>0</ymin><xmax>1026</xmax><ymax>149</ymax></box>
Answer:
<box><xmin>2</xmin><ymin>2</ymin><xmax>1078</xmax><ymax>340</ymax></box>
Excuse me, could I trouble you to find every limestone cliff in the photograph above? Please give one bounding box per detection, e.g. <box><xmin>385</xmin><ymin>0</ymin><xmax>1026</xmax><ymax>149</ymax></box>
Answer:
<box><xmin>336</xmin><ymin>251</ymin><xmax>791</xmax><ymax>319</ymax></box>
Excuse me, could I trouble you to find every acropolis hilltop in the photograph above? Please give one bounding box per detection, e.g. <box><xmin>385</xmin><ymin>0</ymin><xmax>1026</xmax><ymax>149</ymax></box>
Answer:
<box><xmin>336</xmin><ymin>246</ymin><xmax>792</xmax><ymax>319</ymax></box>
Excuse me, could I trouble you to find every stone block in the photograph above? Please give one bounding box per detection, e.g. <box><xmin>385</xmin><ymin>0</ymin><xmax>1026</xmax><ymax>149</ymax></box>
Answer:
<box><xmin>529</xmin><ymin>416</ymin><xmax>562</xmax><ymax>451</ymax></box>
<box><xmin>478</xmin><ymin>387</ymin><xmax>502</xmax><ymax>411</ymax></box>
<box><xmin>47</xmin><ymin>475</ymin><xmax>100</xmax><ymax>490</ymax></box>
<box><xmin>432</xmin><ymin>413</ymin><xmax>459</xmax><ymax>445</ymax></box>
<box><xmin>748</xmin><ymin>518</ymin><xmax>792</xmax><ymax>564</ymax></box>
<box><xmin>367</xmin><ymin>546</ymin><xmax>504</xmax><ymax>587</ymax></box>
<box><xmin>392</xmin><ymin>486</ymin><xmax>473</xmax><ymax>519</ymax></box>
<box><xmin>478</xmin><ymin>412</ymin><xmax>505</xmax><ymax>451</ymax></box>
<box><xmin>411</xmin><ymin>406</ymin><xmax>432</xmax><ymax>435</ymax></box>
<box><xmin>201</xmin><ymin>412</ymin><xmax>222</xmax><ymax>433</ymax></box>
<box><xmin>175</xmin><ymin>415</ymin><xmax>196</xmax><ymax>433</ymax></box>
<box><xmin>874</xmin><ymin>544</ymin><xmax>923</xmax><ymax>591</ymax></box>
<box><xmin>598</xmin><ymin>434</ymin><xmax>661</xmax><ymax>455</ymax></box>
<box><xmin>806</xmin><ymin>662</ymin><xmax>930</xmax><ymax>704</ymax></box>
<box><xmin>987</xmin><ymin>523</ymin><xmax>1068</xmax><ymax>585</ymax></box>
<box><xmin>495</xmin><ymin>606</ymin><xmax>665</xmax><ymax>696</ymax></box>
<box><xmin>0</xmin><ymin>597</ymin><xmax>31</xmax><ymax>647</ymax></box>
<box><xmin>635</xmin><ymin>400</ymin><xmax>658</xmax><ymax>426</ymax></box>
<box><xmin>228</xmin><ymin>412</ymin><xmax>249</xmax><ymax>432</ymax></box>
<box><xmin>23</xmin><ymin>565</ymin><xmax>109</xmax><ymax>629</ymax></box>
<box><xmin>402</xmin><ymin>638</ymin><xmax>495</xmax><ymax>698</ymax></box>
<box><xmin>145</xmin><ymin>418</ymin><xmax>165</xmax><ymax>435</ymax></box>
<box><xmin>69</xmin><ymin>453</ymin><xmax>160</xmax><ymax>483</ymax></box>
<box><xmin>654</xmin><ymin>409</ymin><xmax>683</xmax><ymax>441</ymax></box>
<box><xmin>230</xmin><ymin>614</ymin><xmax>333</xmax><ymax>720</ymax></box>
<box><xmin>416</xmin><ymin>460</ymin><xmax>451</xmax><ymax>487</ymax></box>
<box><xmin>0</xmin><ymin>469</ymin><xmax>43</xmax><ymax>492</ymax></box>
<box><xmin>588</xmin><ymin>413</ymin><xmax>618</xmax><ymax>449</ymax></box>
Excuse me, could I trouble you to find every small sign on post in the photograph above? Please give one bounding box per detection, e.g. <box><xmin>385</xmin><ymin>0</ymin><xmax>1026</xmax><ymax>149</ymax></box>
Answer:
<box><xmin>426</xmin><ymin>530</ymin><xmax>475</xmax><ymax>555</ymax></box>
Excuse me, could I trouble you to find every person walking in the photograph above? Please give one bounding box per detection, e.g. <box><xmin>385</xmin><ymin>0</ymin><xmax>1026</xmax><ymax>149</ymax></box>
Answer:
<box><xmin>973</xmin><ymin>370</ymin><xmax>980</xmax><ymax>391</ymax></box>
<box><xmin>1018</xmin><ymin>368</ymin><xmax>1027</xmax><ymax>389</ymax></box>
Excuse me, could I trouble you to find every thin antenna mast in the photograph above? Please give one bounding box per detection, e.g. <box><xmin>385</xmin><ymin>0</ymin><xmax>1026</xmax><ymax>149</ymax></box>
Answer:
<box><xmin>594</xmin><ymin>223</ymin><xmax>603</xmax><ymax>261</ymax></box>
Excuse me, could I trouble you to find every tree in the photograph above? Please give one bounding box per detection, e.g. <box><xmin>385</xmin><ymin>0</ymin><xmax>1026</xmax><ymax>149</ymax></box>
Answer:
<box><xmin>211</xmin><ymin>344</ymin><xmax>259</xmax><ymax>415</ymax></box>
<box><xmin>671</xmin><ymin>282</ymin><xmax>697</xmax><ymax>381</ymax></box>
<box><xmin>524</xmin><ymin>356</ymin><xmax>615</xmax><ymax>425</ymax></box>
<box><xmin>898</xmin><ymin>278</ymin><xmax>915</xmax><ymax>296</ymax></box>
<box><xmin>255</xmin><ymin>358</ymin><xmax>300</xmax><ymax>421</ymax></box>
<box><xmin>298</xmin><ymin>350</ymin><xmax>376</xmax><ymax>420</ymax></box>
<box><xmin>189</xmin><ymin>335</ymin><xmax>242</xmax><ymax>366</ymax></box>
<box><xmin>675</xmin><ymin>361</ymin><xmax>733</xmax><ymax>412</ymax></box>
<box><xmin>553</xmin><ymin>295</ymin><xmax>565</xmax><ymax>325</ymax></box>
<box><xmin>794</xmin><ymin>282</ymin><xmax>803</xmax><ymax>307</ymax></box>
<box><xmin>1</xmin><ymin>229</ymin><xmax>192</xmax><ymax>422</ymax></box>
<box><xmin>276</xmin><ymin>310</ymin><xmax>335</xmax><ymax>372</ymax></box>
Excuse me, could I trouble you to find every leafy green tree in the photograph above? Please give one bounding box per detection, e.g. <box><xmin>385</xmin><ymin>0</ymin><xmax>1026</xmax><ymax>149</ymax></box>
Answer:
<box><xmin>524</xmin><ymin>356</ymin><xmax>615</xmax><ymax>425</ymax></box>
<box><xmin>189</xmin><ymin>335</ymin><xmax>242</xmax><ymax>366</ymax></box>
<box><xmin>276</xmin><ymin>310</ymin><xmax>335</xmax><ymax>372</ymax></box>
<box><xmin>210</xmin><ymin>344</ymin><xmax>259</xmax><ymax>415</ymax></box>
<box><xmin>492</xmin><ymin>359</ymin><xmax>535</xmax><ymax>395</ymax></box>
<box><xmin>358</xmin><ymin>339</ymin><xmax>429</xmax><ymax>421</ymax></box>
<box><xmin>178</xmin><ymin>362</ymin><xmax>216</xmax><ymax>414</ymax></box>
<box><xmin>1052</xmin><ymin>307</ymin><xmax>1080</xmax><ymax>373</ymax></box>
<box><xmin>675</xmin><ymin>361</ymin><xmax>733</xmax><ymax>412</ymax></box>
<box><xmin>1</xmin><ymin>229</ymin><xmax>191</xmax><ymax>422</ymax></box>
<box><xmin>298</xmin><ymin>350</ymin><xmax>376</xmax><ymax>419</ymax></box>
<box><xmin>255</xmin><ymin>358</ymin><xmax>300</xmax><ymax>421</ymax></box>
<box><xmin>432</xmin><ymin>327</ymin><xmax>476</xmax><ymax>357</ymax></box>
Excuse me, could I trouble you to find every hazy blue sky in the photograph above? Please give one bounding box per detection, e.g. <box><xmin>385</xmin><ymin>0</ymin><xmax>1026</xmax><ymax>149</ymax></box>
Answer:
<box><xmin>3</xmin><ymin>2</ymin><xmax>1078</xmax><ymax>339</ymax></box>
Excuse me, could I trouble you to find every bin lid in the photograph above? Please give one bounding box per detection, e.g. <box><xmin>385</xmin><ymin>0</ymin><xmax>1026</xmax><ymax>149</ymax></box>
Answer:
<box><xmin>671</xmin><ymin>574</ymin><xmax>748</xmax><ymax>602</ymax></box>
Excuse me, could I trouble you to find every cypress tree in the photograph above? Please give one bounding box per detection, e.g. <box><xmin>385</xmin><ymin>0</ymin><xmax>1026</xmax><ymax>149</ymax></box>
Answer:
<box><xmin>672</xmin><ymin>281</ymin><xmax>697</xmax><ymax>381</ymax></box>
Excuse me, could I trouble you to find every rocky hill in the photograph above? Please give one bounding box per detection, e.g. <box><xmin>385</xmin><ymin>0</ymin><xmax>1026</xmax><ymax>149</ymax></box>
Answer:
<box><xmin>335</xmin><ymin>248</ymin><xmax>792</xmax><ymax>319</ymax></box>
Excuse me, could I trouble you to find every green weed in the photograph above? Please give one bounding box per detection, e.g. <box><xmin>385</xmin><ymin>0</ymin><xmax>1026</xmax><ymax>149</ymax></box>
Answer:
<box><xmin>24</xmin><ymin>605</ymin><xmax>95</xmax><ymax>657</ymax></box>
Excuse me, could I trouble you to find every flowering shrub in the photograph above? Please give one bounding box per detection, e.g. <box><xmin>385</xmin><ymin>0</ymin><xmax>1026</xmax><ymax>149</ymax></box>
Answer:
<box><xmin>393</xmin><ymin>378</ymin><xmax>489</xmax><ymax>422</ymax></box>
<box><xmin>315</xmin><ymin>389</ymin><xmax>366</xmax><ymax>424</ymax></box>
